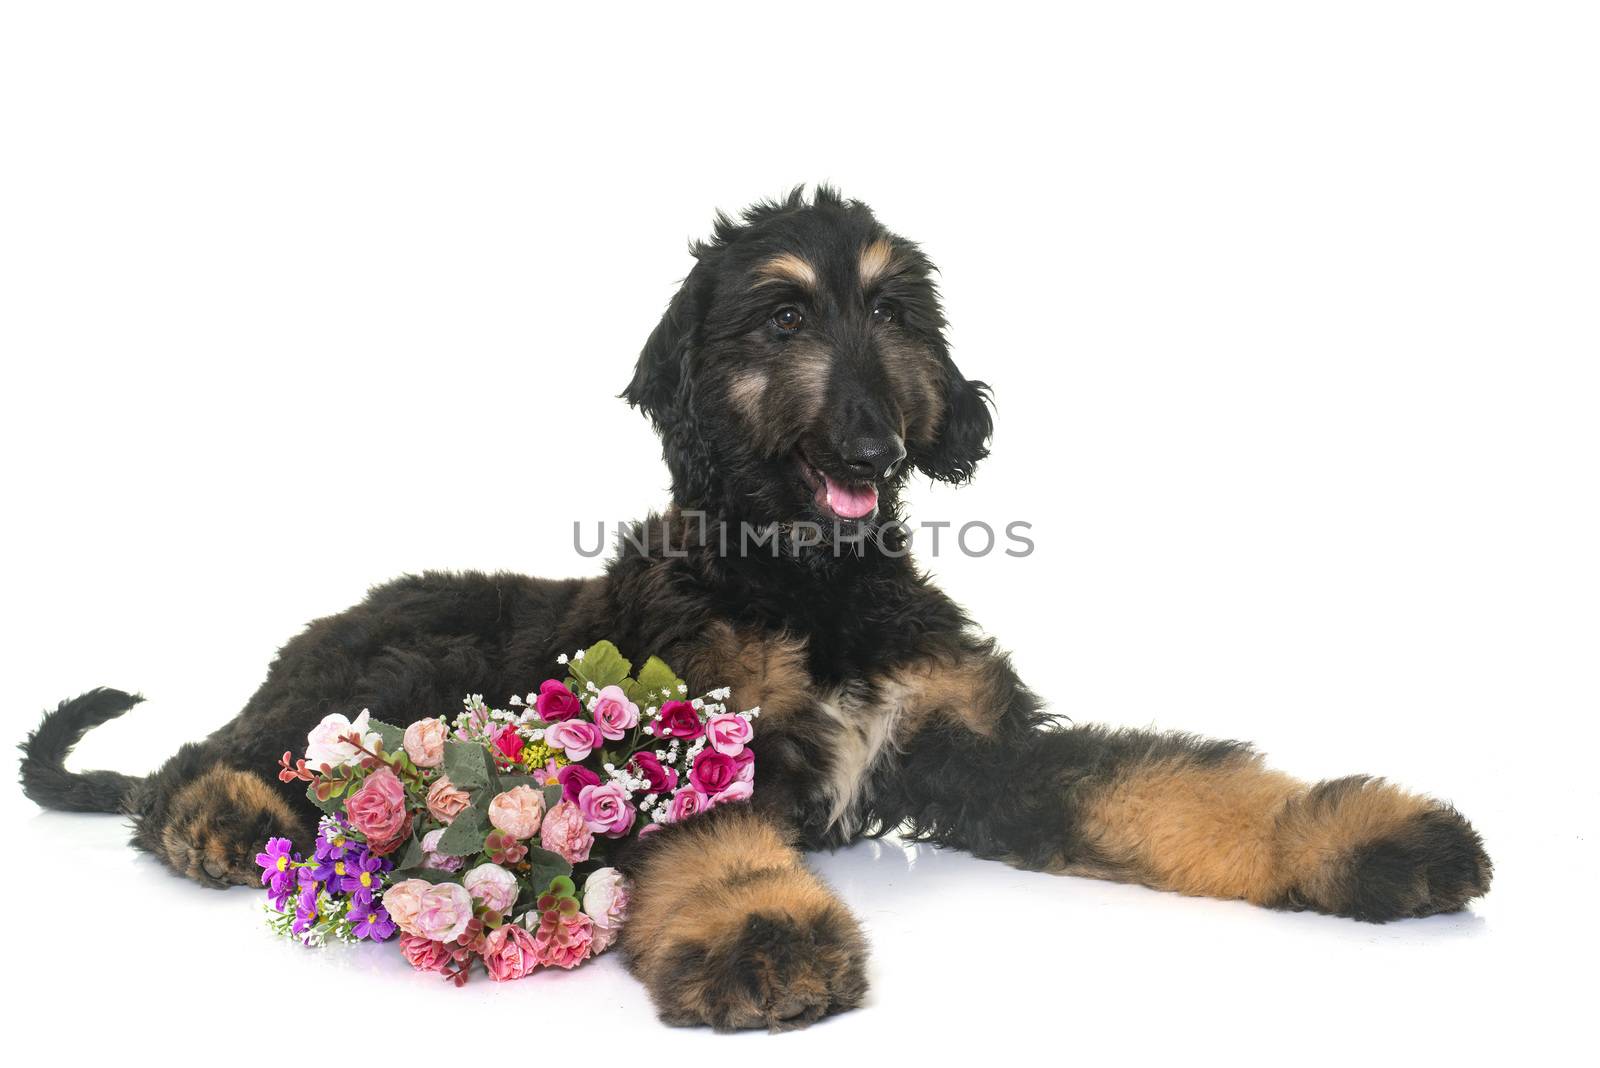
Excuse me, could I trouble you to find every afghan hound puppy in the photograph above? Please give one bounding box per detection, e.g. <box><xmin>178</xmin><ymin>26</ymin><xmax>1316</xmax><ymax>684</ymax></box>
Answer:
<box><xmin>21</xmin><ymin>186</ymin><xmax>1491</xmax><ymax>1030</ymax></box>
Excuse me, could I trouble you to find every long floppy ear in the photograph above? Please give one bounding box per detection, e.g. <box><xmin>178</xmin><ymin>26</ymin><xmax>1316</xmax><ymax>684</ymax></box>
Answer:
<box><xmin>622</xmin><ymin>267</ymin><xmax>705</xmax><ymax>427</ymax></box>
<box><xmin>912</xmin><ymin>352</ymin><xmax>995</xmax><ymax>483</ymax></box>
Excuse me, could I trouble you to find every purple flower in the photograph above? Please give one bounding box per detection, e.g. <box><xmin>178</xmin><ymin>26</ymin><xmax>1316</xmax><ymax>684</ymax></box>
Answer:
<box><xmin>314</xmin><ymin>818</ymin><xmax>358</xmax><ymax>861</ymax></box>
<box><xmin>255</xmin><ymin>837</ymin><xmax>298</xmax><ymax>897</ymax></box>
<box><xmin>350</xmin><ymin>901</ymin><xmax>397</xmax><ymax>942</ymax></box>
<box><xmin>291</xmin><ymin>882</ymin><xmax>320</xmax><ymax>936</ymax></box>
<box><xmin>337</xmin><ymin>849</ymin><xmax>390</xmax><ymax>906</ymax></box>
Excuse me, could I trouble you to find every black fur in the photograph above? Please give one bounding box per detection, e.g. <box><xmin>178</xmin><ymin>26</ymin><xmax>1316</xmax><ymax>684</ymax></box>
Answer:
<box><xmin>19</xmin><ymin>688</ymin><xmax>145</xmax><ymax>812</ymax></box>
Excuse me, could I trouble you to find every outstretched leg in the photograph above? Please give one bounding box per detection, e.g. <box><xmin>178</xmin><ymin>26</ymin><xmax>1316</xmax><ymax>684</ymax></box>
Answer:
<box><xmin>875</xmin><ymin>646</ymin><xmax>1492</xmax><ymax>922</ymax></box>
<box><xmin>618</xmin><ymin>804</ymin><xmax>868</xmax><ymax>1031</ymax></box>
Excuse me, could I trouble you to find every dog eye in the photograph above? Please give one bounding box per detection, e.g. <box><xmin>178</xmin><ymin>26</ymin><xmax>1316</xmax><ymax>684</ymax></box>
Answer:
<box><xmin>871</xmin><ymin>300</ymin><xmax>895</xmax><ymax>322</ymax></box>
<box><xmin>773</xmin><ymin>307</ymin><xmax>803</xmax><ymax>333</ymax></box>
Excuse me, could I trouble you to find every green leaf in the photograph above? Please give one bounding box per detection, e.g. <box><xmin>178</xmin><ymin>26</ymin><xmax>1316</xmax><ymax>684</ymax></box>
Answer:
<box><xmin>635</xmin><ymin>655</ymin><xmax>685</xmax><ymax>702</ymax></box>
<box><xmin>369</xmin><ymin>719</ymin><xmax>405</xmax><ymax>754</ymax></box>
<box><xmin>307</xmin><ymin>781</ymin><xmax>344</xmax><ymax>815</ymax></box>
<box><xmin>495</xmin><ymin>773</ymin><xmax>536</xmax><ymax>794</ymax></box>
<box><xmin>397</xmin><ymin>834</ymin><xmax>426</xmax><ymax>871</ymax></box>
<box><xmin>526</xmin><ymin>847</ymin><xmax>573</xmax><ymax>894</ymax></box>
<box><xmin>433</xmin><ymin>807</ymin><xmax>488</xmax><ymax>857</ymax></box>
<box><xmin>442</xmin><ymin>740</ymin><xmax>488</xmax><ymax>790</ymax></box>
<box><xmin>569</xmin><ymin>640</ymin><xmax>631</xmax><ymax>692</ymax></box>
<box><xmin>541</xmin><ymin>783</ymin><xmax>564</xmax><ymax>810</ymax></box>
<box><xmin>384</xmin><ymin>867</ymin><xmax>461</xmax><ymax>887</ymax></box>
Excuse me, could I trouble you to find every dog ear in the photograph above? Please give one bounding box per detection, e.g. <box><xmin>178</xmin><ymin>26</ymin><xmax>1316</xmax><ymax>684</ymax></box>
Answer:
<box><xmin>623</xmin><ymin>268</ymin><xmax>705</xmax><ymax>426</ymax></box>
<box><xmin>912</xmin><ymin>354</ymin><xmax>994</xmax><ymax>484</ymax></box>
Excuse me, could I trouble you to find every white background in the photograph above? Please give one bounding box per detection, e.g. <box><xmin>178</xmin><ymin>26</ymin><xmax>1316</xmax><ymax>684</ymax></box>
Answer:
<box><xmin>2</xmin><ymin>2</ymin><xmax>1595</xmax><ymax>1063</ymax></box>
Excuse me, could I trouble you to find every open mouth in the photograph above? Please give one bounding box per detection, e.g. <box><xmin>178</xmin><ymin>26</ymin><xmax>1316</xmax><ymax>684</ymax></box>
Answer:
<box><xmin>795</xmin><ymin>450</ymin><xmax>880</xmax><ymax>521</ymax></box>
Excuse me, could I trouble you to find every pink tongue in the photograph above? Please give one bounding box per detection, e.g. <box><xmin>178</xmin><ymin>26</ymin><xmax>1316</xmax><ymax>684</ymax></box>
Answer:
<box><xmin>823</xmin><ymin>475</ymin><xmax>878</xmax><ymax>518</ymax></box>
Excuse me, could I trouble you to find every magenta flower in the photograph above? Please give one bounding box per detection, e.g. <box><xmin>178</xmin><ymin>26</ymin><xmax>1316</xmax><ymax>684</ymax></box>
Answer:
<box><xmin>577</xmin><ymin>781</ymin><xmax>636</xmax><ymax>838</ymax></box>
<box><xmin>255</xmin><ymin>837</ymin><xmax>298</xmax><ymax>898</ymax></box>
<box><xmin>558</xmin><ymin>763</ymin><xmax>600</xmax><ymax>804</ymax></box>
<box><xmin>654</xmin><ymin>701</ymin><xmax>703</xmax><ymax>741</ymax></box>
<box><xmin>535</xmin><ymin>679</ymin><xmax>582</xmax><ymax>722</ymax></box>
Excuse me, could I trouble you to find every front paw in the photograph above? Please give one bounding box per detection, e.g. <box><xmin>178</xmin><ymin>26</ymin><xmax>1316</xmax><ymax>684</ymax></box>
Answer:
<box><xmin>635</xmin><ymin>903</ymin><xmax>868</xmax><ymax>1032</ymax></box>
<box><xmin>1278</xmin><ymin>777</ymin><xmax>1493</xmax><ymax>922</ymax></box>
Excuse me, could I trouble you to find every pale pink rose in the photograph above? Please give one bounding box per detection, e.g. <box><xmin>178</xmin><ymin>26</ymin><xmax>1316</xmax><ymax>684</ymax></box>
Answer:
<box><xmin>532</xmin><ymin>911</ymin><xmax>594</xmax><ymax>970</ymax></box>
<box><xmin>577</xmin><ymin>781</ymin><xmax>635</xmax><ymax>838</ymax></box>
<box><xmin>539</xmin><ymin>799</ymin><xmax>594</xmax><ymax>864</ymax></box>
<box><xmin>591</xmin><ymin>685</ymin><xmax>639</xmax><ymax>741</ymax></box>
<box><xmin>705</xmin><ymin>712</ymin><xmax>753</xmax><ymax>756</ymax></box>
<box><xmin>399</xmin><ymin>934</ymin><xmax>453</xmax><ymax>973</ymax></box>
<box><xmin>482</xmin><ymin>923</ymin><xmax>540</xmax><ymax>981</ymax></box>
<box><xmin>545</xmin><ymin>719</ymin><xmax>604</xmax><ymax>762</ymax></box>
<box><xmin>487</xmin><ymin>784</ymin><xmax>545</xmax><ymax>840</ymax></box>
<box><xmin>402</xmin><ymin>717</ymin><xmax>448</xmax><ymax>768</ymax></box>
<box><xmin>420</xmin><ymin>828</ymin><xmax>464</xmax><ymax>873</ymax></box>
<box><xmin>462</xmin><ymin>862</ymin><xmax>519</xmax><ymax>914</ymax></box>
<box><xmin>591</xmin><ymin>922</ymin><xmax>621</xmax><ymax>954</ymax></box>
<box><xmin>305</xmin><ymin>709</ymin><xmax>381</xmax><ymax>768</ymax></box>
<box><xmin>383</xmin><ymin>878</ymin><xmax>430</xmax><ymax>938</ymax></box>
<box><xmin>666</xmin><ymin>786</ymin><xmax>709</xmax><ymax>823</ymax></box>
<box><xmin>710</xmin><ymin>779</ymin><xmax>754</xmax><ymax>807</ymax></box>
<box><xmin>733</xmin><ymin>748</ymin><xmax>755</xmax><ymax>782</ymax></box>
<box><xmin>426</xmin><ymin>776</ymin><xmax>472</xmax><ymax>823</ymax></box>
<box><xmin>344</xmin><ymin>766</ymin><xmax>413</xmax><ymax>855</ymax></box>
<box><xmin>582</xmin><ymin>868</ymin><xmax>629</xmax><ymax>940</ymax></box>
<box><xmin>414</xmin><ymin>882</ymin><xmax>474</xmax><ymax>944</ymax></box>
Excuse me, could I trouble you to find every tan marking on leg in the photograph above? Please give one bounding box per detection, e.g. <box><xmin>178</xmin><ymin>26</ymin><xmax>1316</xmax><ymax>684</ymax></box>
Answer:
<box><xmin>163</xmin><ymin>766</ymin><xmax>302</xmax><ymax>885</ymax></box>
<box><xmin>858</xmin><ymin>238</ymin><xmax>897</xmax><ymax>287</ymax></box>
<box><xmin>1072</xmin><ymin>756</ymin><xmax>1444</xmax><ymax>906</ymax></box>
<box><xmin>882</xmin><ymin>654</ymin><xmax>1010</xmax><ymax>737</ymax></box>
<box><xmin>754</xmin><ymin>252</ymin><xmax>818</xmax><ymax>289</ymax></box>
<box><xmin>1075</xmin><ymin>751</ymin><xmax>1302</xmax><ymax>901</ymax></box>
<box><xmin>686</xmin><ymin>624</ymin><xmax>812</xmax><ymax>724</ymax></box>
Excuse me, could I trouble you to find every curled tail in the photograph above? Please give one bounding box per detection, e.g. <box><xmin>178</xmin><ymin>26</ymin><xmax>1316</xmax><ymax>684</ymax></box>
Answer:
<box><xmin>18</xmin><ymin>688</ymin><xmax>146</xmax><ymax>813</ymax></box>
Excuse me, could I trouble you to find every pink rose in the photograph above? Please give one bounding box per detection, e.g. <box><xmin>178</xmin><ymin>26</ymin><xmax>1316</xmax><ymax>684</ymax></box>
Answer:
<box><xmin>654</xmin><ymin>700</ymin><xmax>703</xmax><ymax>741</ymax></box>
<box><xmin>628</xmin><ymin>751</ymin><xmax>678</xmax><ymax>794</ymax></box>
<box><xmin>462</xmin><ymin>862</ymin><xmax>519</xmax><ymax>914</ymax></box>
<box><xmin>482</xmin><ymin>923</ymin><xmax>540</xmax><ymax>981</ymax></box>
<box><xmin>577</xmin><ymin>782</ymin><xmax>636</xmax><ymax>838</ymax></box>
<box><xmin>399</xmin><ymin>934</ymin><xmax>454</xmax><ymax>973</ymax></box>
<box><xmin>419</xmin><ymin>828</ymin><xmax>464</xmax><ymax>873</ymax></box>
<box><xmin>487</xmin><ymin>784</ymin><xmax>545</xmax><ymax>840</ymax></box>
<box><xmin>637</xmin><ymin>822</ymin><xmax>664</xmax><ymax>838</ymax></box>
<box><xmin>733</xmin><ymin>748</ymin><xmax>755</xmax><ymax>782</ymax></box>
<box><xmin>558</xmin><ymin>763</ymin><xmax>600</xmax><ymax>804</ymax></box>
<box><xmin>539</xmin><ymin>799</ymin><xmax>594</xmax><ymax>864</ymax></box>
<box><xmin>344</xmin><ymin>767</ymin><xmax>413</xmax><ymax>855</ymax></box>
<box><xmin>705</xmin><ymin>712</ymin><xmax>753</xmax><ymax>756</ymax></box>
<box><xmin>426</xmin><ymin>776</ymin><xmax>472</xmax><ymax>823</ymax></box>
<box><xmin>402</xmin><ymin>718</ymin><xmax>448</xmax><ymax>768</ymax></box>
<box><xmin>710</xmin><ymin>779</ymin><xmax>753</xmax><ymax>807</ymax></box>
<box><xmin>532</xmin><ymin>910</ymin><xmax>594</xmax><ymax>970</ymax></box>
<box><xmin>591</xmin><ymin>685</ymin><xmax>639</xmax><ymax>740</ymax></box>
<box><xmin>545</xmin><ymin>719</ymin><xmax>604</xmax><ymax>762</ymax></box>
<box><xmin>688</xmin><ymin>750</ymin><xmax>737</xmax><ymax>797</ymax></box>
<box><xmin>582</xmin><ymin>868</ymin><xmax>629</xmax><ymax>936</ymax></box>
<box><xmin>414</xmin><ymin>882</ymin><xmax>474</xmax><ymax>944</ymax></box>
<box><xmin>666</xmin><ymin>786</ymin><xmax>709</xmax><ymax>823</ymax></box>
<box><xmin>305</xmin><ymin>709</ymin><xmax>381</xmax><ymax>769</ymax></box>
<box><xmin>383</xmin><ymin>878</ymin><xmax>430</xmax><ymax>937</ymax></box>
<box><xmin>535</xmin><ymin>679</ymin><xmax>582</xmax><ymax>722</ymax></box>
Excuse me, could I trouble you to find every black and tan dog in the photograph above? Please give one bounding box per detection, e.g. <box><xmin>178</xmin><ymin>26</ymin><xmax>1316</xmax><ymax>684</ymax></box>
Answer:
<box><xmin>20</xmin><ymin>187</ymin><xmax>1490</xmax><ymax>1030</ymax></box>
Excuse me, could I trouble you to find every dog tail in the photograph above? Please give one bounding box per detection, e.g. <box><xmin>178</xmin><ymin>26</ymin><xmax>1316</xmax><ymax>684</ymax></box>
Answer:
<box><xmin>18</xmin><ymin>688</ymin><xmax>147</xmax><ymax>813</ymax></box>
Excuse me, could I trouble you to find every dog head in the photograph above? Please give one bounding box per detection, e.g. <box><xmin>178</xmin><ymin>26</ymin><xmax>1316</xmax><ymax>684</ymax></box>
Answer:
<box><xmin>624</xmin><ymin>187</ymin><xmax>993</xmax><ymax>534</ymax></box>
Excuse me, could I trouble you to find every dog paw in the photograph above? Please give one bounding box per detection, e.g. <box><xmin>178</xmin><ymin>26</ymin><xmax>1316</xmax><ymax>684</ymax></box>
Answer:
<box><xmin>643</xmin><ymin>905</ymin><xmax>868</xmax><ymax>1032</ymax></box>
<box><xmin>1337</xmin><ymin>804</ymin><xmax>1493</xmax><ymax>921</ymax></box>
<box><xmin>157</xmin><ymin>766</ymin><xmax>309</xmax><ymax>889</ymax></box>
<box><xmin>1277</xmin><ymin>779</ymin><xmax>1493</xmax><ymax>922</ymax></box>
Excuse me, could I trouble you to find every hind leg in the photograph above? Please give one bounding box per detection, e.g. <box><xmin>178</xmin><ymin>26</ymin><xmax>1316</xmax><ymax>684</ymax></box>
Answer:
<box><xmin>135</xmin><ymin>755</ymin><xmax>311</xmax><ymax>889</ymax></box>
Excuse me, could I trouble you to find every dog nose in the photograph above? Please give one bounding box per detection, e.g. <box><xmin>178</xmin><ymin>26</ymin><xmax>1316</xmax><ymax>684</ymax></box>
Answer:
<box><xmin>840</xmin><ymin>434</ymin><xmax>907</xmax><ymax>480</ymax></box>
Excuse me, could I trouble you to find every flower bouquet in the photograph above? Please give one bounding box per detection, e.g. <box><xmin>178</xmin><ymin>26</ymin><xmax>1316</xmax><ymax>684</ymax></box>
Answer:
<box><xmin>258</xmin><ymin>641</ymin><xmax>757</xmax><ymax>984</ymax></box>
